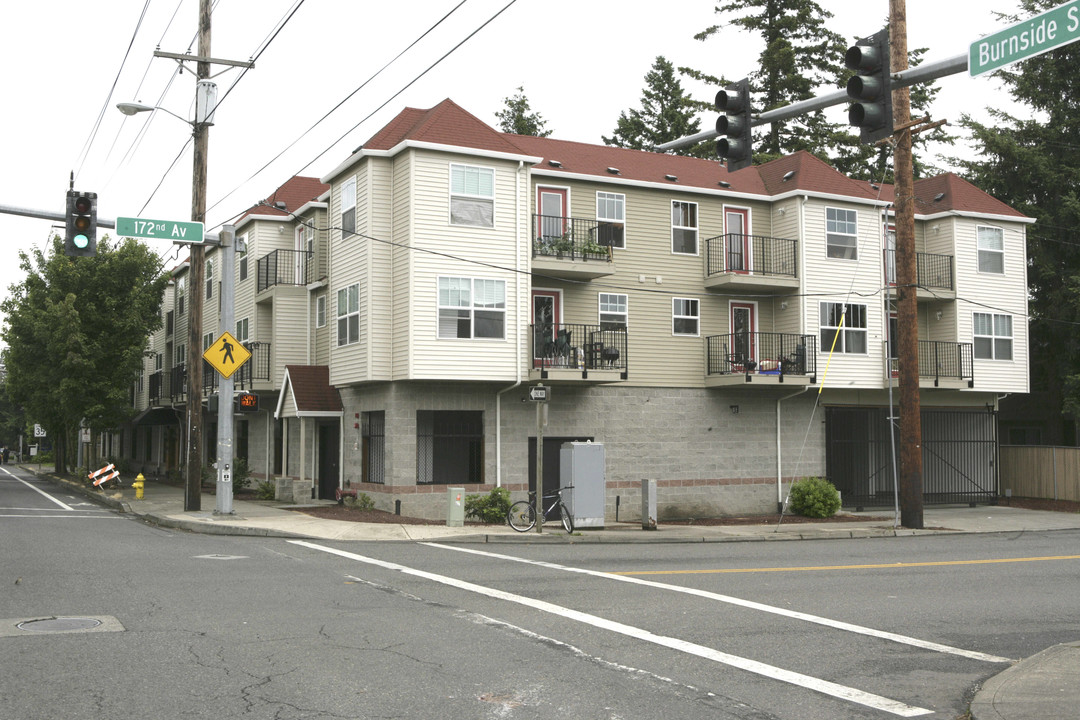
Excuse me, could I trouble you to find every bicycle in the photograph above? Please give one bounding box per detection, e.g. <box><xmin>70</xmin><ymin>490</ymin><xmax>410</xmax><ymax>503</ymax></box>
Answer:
<box><xmin>507</xmin><ymin>486</ymin><xmax>574</xmax><ymax>533</ymax></box>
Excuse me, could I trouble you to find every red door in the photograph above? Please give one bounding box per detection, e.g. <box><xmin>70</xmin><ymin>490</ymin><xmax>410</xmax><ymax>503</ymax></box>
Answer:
<box><xmin>725</xmin><ymin>207</ymin><xmax>750</xmax><ymax>273</ymax></box>
<box><xmin>731</xmin><ymin>302</ymin><xmax>756</xmax><ymax>369</ymax></box>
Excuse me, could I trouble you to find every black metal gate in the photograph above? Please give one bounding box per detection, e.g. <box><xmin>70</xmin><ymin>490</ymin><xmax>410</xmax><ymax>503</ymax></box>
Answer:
<box><xmin>826</xmin><ymin>407</ymin><xmax>997</xmax><ymax>507</ymax></box>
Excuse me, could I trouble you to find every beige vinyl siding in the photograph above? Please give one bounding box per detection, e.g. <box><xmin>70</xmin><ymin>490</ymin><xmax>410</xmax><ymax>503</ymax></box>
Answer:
<box><xmin>329</xmin><ymin>159</ymin><xmax>370</xmax><ymax>386</ymax></box>
<box><xmin>954</xmin><ymin>218</ymin><xmax>1028</xmax><ymax>392</ymax></box>
<box><xmin>801</xmin><ymin>199</ymin><xmax>887</xmax><ymax>387</ymax></box>
<box><xmin>406</xmin><ymin>151</ymin><xmax>520</xmax><ymax>380</ymax></box>
<box><xmin>270</xmin><ymin>290</ymin><xmax>309</xmax><ymax>385</ymax></box>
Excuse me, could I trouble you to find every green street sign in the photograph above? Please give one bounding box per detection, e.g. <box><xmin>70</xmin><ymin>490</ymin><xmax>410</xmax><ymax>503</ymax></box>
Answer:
<box><xmin>116</xmin><ymin>216</ymin><xmax>205</xmax><ymax>243</ymax></box>
<box><xmin>970</xmin><ymin>0</ymin><xmax>1080</xmax><ymax>77</ymax></box>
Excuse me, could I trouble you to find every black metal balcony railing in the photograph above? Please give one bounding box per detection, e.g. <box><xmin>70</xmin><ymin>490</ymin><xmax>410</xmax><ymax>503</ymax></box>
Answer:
<box><xmin>257</xmin><ymin>249</ymin><xmax>312</xmax><ymax>292</ymax></box>
<box><xmin>884</xmin><ymin>250</ymin><xmax>954</xmax><ymax>291</ymax></box>
<box><xmin>530</xmin><ymin>323</ymin><xmax>627</xmax><ymax>374</ymax></box>
<box><xmin>532</xmin><ymin>215</ymin><xmax>615</xmax><ymax>261</ymax></box>
<box><xmin>243</xmin><ymin>342</ymin><xmax>272</xmax><ymax>385</ymax></box>
<box><xmin>706</xmin><ymin>332</ymin><xmax>817</xmax><ymax>377</ymax></box>
<box><xmin>704</xmin><ymin>234</ymin><xmax>798</xmax><ymax>278</ymax></box>
<box><xmin>885</xmin><ymin>340</ymin><xmax>973</xmax><ymax>385</ymax></box>
<box><xmin>148</xmin><ymin>370</ymin><xmax>163</xmax><ymax>402</ymax></box>
<box><xmin>170</xmin><ymin>364</ymin><xmax>186</xmax><ymax>401</ymax></box>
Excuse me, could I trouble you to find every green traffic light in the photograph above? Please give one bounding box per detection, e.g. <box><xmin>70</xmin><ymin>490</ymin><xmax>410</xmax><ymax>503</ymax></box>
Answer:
<box><xmin>73</xmin><ymin>234</ymin><xmax>90</xmax><ymax>249</ymax></box>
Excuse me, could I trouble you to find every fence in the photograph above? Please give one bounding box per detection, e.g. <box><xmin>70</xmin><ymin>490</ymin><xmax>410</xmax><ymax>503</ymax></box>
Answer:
<box><xmin>999</xmin><ymin>446</ymin><xmax>1080</xmax><ymax>502</ymax></box>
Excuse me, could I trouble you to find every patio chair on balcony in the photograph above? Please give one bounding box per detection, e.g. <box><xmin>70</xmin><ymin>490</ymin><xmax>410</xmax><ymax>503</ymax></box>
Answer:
<box><xmin>731</xmin><ymin>352</ymin><xmax>757</xmax><ymax>373</ymax></box>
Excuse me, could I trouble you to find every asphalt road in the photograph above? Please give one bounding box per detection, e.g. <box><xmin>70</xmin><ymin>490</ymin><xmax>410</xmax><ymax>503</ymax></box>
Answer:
<box><xmin>3</xmin><ymin>466</ymin><xmax>1079</xmax><ymax>719</ymax></box>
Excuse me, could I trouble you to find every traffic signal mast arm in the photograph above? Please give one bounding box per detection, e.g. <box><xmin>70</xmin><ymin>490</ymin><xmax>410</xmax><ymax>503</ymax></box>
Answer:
<box><xmin>0</xmin><ymin>204</ymin><xmax>221</xmax><ymax>245</ymax></box>
<box><xmin>654</xmin><ymin>52</ymin><xmax>967</xmax><ymax>152</ymax></box>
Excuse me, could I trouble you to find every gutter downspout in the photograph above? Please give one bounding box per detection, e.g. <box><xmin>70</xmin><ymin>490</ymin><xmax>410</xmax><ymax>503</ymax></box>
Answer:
<box><xmin>496</xmin><ymin>160</ymin><xmax>527</xmax><ymax>487</ymax></box>
<box><xmin>777</xmin><ymin>387</ymin><xmax>810</xmax><ymax>513</ymax></box>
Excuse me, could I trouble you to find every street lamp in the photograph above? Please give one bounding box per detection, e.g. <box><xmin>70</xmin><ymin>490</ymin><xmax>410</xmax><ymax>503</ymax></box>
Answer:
<box><xmin>116</xmin><ymin>81</ymin><xmax>217</xmax><ymax>513</ymax></box>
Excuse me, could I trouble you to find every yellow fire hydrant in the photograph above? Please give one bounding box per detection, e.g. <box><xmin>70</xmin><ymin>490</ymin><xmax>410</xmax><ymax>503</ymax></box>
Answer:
<box><xmin>133</xmin><ymin>473</ymin><xmax>145</xmax><ymax>500</ymax></box>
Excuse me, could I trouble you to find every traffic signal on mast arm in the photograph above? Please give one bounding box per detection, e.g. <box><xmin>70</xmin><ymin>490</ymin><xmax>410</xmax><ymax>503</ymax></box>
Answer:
<box><xmin>65</xmin><ymin>190</ymin><xmax>98</xmax><ymax>256</ymax></box>
<box><xmin>715</xmin><ymin>78</ymin><xmax>752</xmax><ymax>171</ymax></box>
<box><xmin>845</xmin><ymin>27</ymin><xmax>893</xmax><ymax>143</ymax></box>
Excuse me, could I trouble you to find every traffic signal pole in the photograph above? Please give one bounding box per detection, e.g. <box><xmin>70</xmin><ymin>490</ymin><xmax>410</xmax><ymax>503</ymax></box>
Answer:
<box><xmin>890</xmin><ymin>0</ymin><xmax>924</xmax><ymax>529</ymax></box>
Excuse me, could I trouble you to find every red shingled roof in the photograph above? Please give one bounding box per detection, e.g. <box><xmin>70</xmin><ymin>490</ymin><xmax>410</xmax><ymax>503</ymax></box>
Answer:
<box><xmin>356</xmin><ymin>99</ymin><xmax>1027</xmax><ymax>218</ymax></box>
<box><xmin>281</xmin><ymin>365</ymin><xmax>342</xmax><ymax>415</ymax></box>
<box><xmin>237</xmin><ymin>176</ymin><xmax>329</xmax><ymax>222</ymax></box>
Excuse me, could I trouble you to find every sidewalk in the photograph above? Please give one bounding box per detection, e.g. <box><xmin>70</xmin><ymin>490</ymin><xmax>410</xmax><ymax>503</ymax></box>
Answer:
<box><xmin>29</xmin><ymin>467</ymin><xmax>1080</xmax><ymax>720</ymax></box>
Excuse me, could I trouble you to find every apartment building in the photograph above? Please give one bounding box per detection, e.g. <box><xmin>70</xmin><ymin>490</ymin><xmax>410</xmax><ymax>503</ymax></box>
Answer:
<box><xmin>124</xmin><ymin>98</ymin><xmax>1031</xmax><ymax>520</ymax></box>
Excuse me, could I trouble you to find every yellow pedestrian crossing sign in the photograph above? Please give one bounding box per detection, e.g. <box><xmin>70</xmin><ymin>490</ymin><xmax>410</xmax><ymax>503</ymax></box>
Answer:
<box><xmin>203</xmin><ymin>331</ymin><xmax>251</xmax><ymax>379</ymax></box>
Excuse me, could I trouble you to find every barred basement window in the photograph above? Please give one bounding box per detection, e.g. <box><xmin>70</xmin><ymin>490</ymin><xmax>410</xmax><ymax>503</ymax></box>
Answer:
<box><xmin>416</xmin><ymin>410</ymin><xmax>483</xmax><ymax>485</ymax></box>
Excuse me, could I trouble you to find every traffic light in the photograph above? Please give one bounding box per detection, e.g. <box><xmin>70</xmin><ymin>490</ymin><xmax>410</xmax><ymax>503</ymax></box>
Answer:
<box><xmin>65</xmin><ymin>190</ymin><xmax>97</xmax><ymax>256</ymax></box>
<box><xmin>845</xmin><ymin>28</ymin><xmax>893</xmax><ymax>143</ymax></box>
<box><xmin>715</xmin><ymin>78</ymin><xmax>752</xmax><ymax>172</ymax></box>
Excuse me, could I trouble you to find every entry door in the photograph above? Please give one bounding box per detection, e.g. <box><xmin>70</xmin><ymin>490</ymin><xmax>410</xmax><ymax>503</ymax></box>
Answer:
<box><xmin>725</xmin><ymin>207</ymin><xmax>750</xmax><ymax>273</ymax></box>
<box><xmin>318</xmin><ymin>422</ymin><xmax>340</xmax><ymax>500</ymax></box>
<box><xmin>731</xmin><ymin>302</ymin><xmax>756</xmax><ymax>366</ymax></box>
<box><xmin>537</xmin><ymin>188</ymin><xmax>567</xmax><ymax>243</ymax></box>
<box><xmin>532</xmin><ymin>290</ymin><xmax>561</xmax><ymax>366</ymax></box>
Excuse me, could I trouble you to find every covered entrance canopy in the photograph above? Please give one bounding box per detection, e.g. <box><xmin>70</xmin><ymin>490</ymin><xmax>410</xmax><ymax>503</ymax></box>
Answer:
<box><xmin>275</xmin><ymin>365</ymin><xmax>343</xmax><ymax>499</ymax></box>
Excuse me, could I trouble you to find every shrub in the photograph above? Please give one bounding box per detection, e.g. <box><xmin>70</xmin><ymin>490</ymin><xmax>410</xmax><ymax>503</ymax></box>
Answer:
<box><xmin>465</xmin><ymin>487</ymin><xmax>511</xmax><ymax>524</ymax></box>
<box><xmin>788</xmin><ymin>476</ymin><xmax>842</xmax><ymax>518</ymax></box>
<box><xmin>254</xmin><ymin>481</ymin><xmax>276</xmax><ymax>500</ymax></box>
<box><xmin>344</xmin><ymin>493</ymin><xmax>375</xmax><ymax>511</ymax></box>
<box><xmin>233</xmin><ymin>457</ymin><xmax>251</xmax><ymax>490</ymax></box>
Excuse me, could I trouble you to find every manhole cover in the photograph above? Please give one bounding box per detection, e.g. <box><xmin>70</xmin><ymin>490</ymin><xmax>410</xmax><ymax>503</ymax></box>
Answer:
<box><xmin>18</xmin><ymin>617</ymin><xmax>103</xmax><ymax>633</ymax></box>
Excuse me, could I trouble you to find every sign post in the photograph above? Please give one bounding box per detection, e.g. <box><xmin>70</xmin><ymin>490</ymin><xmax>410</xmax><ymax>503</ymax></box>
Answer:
<box><xmin>530</xmin><ymin>386</ymin><xmax>549</xmax><ymax>533</ymax></box>
<box><xmin>969</xmin><ymin>0</ymin><xmax>1080</xmax><ymax>77</ymax></box>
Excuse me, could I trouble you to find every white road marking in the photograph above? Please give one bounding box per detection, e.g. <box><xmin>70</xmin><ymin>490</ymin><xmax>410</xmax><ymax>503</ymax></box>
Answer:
<box><xmin>425</xmin><ymin>542</ymin><xmax>1012</xmax><ymax>665</ymax></box>
<box><xmin>291</xmin><ymin>539</ymin><xmax>932</xmax><ymax>717</ymax></box>
<box><xmin>4</xmin><ymin>472</ymin><xmax>75</xmax><ymax>511</ymax></box>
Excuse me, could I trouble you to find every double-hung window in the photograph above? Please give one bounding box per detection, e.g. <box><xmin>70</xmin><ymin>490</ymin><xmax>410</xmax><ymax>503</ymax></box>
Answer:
<box><xmin>316</xmin><ymin>295</ymin><xmax>326</xmax><ymax>328</ymax></box>
<box><xmin>826</xmin><ymin>207</ymin><xmax>858</xmax><ymax>260</ymax></box>
<box><xmin>438</xmin><ymin>277</ymin><xmax>505</xmax><ymax>339</ymax></box>
<box><xmin>973</xmin><ymin>312</ymin><xmax>1012</xmax><ymax>360</ymax></box>
<box><xmin>596</xmin><ymin>191</ymin><xmax>625</xmax><ymax>248</ymax></box>
<box><xmin>819</xmin><ymin>301</ymin><xmax>867</xmax><ymax>353</ymax></box>
<box><xmin>450</xmin><ymin>164</ymin><xmax>494</xmax><ymax>227</ymax></box>
<box><xmin>337</xmin><ymin>283</ymin><xmax>359</xmax><ymax>346</ymax></box>
<box><xmin>977</xmin><ymin>225</ymin><xmax>1004</xmax><ymax>274</ymax></box>
<box><xmin>671</xmin><ymin>201</ymin><xmax>698</xmax><ymax>254</ymax></box>
<box><xmin>599</xmin><ymin>293</ymin><xmax>628</xmax><ymax>330</ymax></box>
<box><xmin>341</xmin><ymin>177</ymin><xmax>356</xmax><ymax>238</ymax></box>
<box><xmin>235</xmin><ymin>317</ymin><xmax>249</xmax><ymax>343</ymax></box>
<box><xmin>672</xmin><ymin>298</ymin><xmax>699</xmax><ymax>336</ymax></box>
<box><xmin>177</xmin><ymin>279</ymin><xmax>185</xmax><ymax>316</ymax></box>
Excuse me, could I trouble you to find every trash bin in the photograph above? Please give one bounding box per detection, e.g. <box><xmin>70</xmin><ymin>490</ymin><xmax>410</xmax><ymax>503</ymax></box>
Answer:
<box><xmin>560</xmin><ymin>442</ymin><xmax>605</xmax><ymax>528</ymax></box>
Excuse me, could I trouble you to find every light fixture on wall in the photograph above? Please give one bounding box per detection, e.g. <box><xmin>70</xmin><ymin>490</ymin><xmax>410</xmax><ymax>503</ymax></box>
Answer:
<box><xmin>936</xmin><ymin>310</ymin><xmax>943</xmax><ymax>321</ymax></box>
<box><xmin>781</xmin><ymin>301</ymin><xmax>788</xmax><ymax>310</ymax></box>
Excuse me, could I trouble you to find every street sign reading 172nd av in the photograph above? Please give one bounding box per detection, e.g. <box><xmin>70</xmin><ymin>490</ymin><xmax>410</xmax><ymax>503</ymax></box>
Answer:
<box><xmin>970</xmin><ymin>0</ymin><xmax>1080</xmax><ymax>77</ymax></box>
<box><xmin>116</xmin><ymin>216</ymin><xmax>205</xmax><ymax>243</ymax></box>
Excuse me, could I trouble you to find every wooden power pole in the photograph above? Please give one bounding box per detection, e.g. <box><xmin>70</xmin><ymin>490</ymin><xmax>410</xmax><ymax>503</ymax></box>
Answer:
<box><xmin>890</xmin><ymin>0</ymin><xmax>924</xmax><ymax>529</ymax></box>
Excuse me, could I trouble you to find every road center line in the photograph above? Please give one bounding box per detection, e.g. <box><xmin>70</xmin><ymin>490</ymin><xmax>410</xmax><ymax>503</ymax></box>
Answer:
<box><xmin>291</xmin><ymin>539</ymin><xmax>932</xmax><ymax>717</ymax></box>
<box><xmin>609</xmin><ymin>555</ymin><xmax>1080</xmax><ymax>575</ymax></box>
<box><xmin>423</xmin><ymin>543</ymin><xmax>1011</xmax><ymax>665</ymax></box>
<box><xmin>5</xmin><ymin>470</ymin><xmax>74</xmax><ymax>511</ymax></box>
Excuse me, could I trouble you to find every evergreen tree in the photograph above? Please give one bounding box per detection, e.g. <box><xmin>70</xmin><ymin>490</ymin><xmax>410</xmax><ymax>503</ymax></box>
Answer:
<box><xmin>495</xmin><ymin>86</ymin><xmax>552</xmax><ymax>137</ymax></box>
<box><xmin>2</xmin><ymin>235</ymin><xmax>168</xmax><ymax>471</ymax></box>
<box><xmin>603</xmin><ymin>56</ymin><xmax>711</xmax><ymax>157</ymax></box>
<box><xmin>950</xmin><ymin>0</ymin><xmax>1080</xmax><ymax>433</ymax></box>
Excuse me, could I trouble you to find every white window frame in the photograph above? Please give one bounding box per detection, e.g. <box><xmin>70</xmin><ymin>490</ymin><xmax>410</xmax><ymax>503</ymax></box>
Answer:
<box><xmin>177</xmin><ymin>278</ymin><xmax>185</xmax><ymax>316</ymax></box>
<box><xmin>599</xmin><ymin>293</ymin><xmax>628</xmax><ymax>330</ymax></box>
<box><xmin>671</xmin><ymin>200</ymin><xmax>698</xmax><ymax>255</ymax></box>
<box><xmin>175</xmin><ymin>344</ymin><xmax>186</xmax><ymax>366</ymax></box>
<box><xmin>316</xmin><ymin>295</ymin><xmax>326</xmax><ymax>328</ymax></box>
<box><xmin>205</xmin><ymin>259</ymin><xmax>214</xmax><ymax>300</ymax></box>
<box><xmin>819</xmin><ymin>301</ymin><xmax>868</xmax><ymax>354</ymax></box>
<box><xmin>672</xmin><ymin>298</ymin><xmax>700</xmax><ymax>336</ymax></box>
<box><xmin>438</xmin><ymin>277</ymin><xmax>506</xmax><ymax>339</ymax></box>
<box><xmin>449</xmin><ymin>164</ymin><xmax>495</xmax><ymax>228</ymax></box>
<box><xmin>596</xmin><ymin>191</ymin><xmax>625</xmax><ymax>249</ymax></box>
<box><xmin>977</xmin><ymin>225</ymin><xmax>1005</xmax><ymax>274</ymax></box>
<box><xmin>973</xmin><ymin>312</ymin><xmax>1012</xmax><ymax>360</ymax></box>
<box><xmin>202</xmin><ymin>332</ymin><xmax>214</xmax><ymax>352</ymax></box>
<box><xmin>238</xmin><ymin>254</ymin><xmax>248</xmax><ymax>282</ymax></box>
<box><xmin>341</xmin><ymin>177</ymin><xmax>357</xmax><ymax>238</ymax></box>
<box><xmin>235</xmin><ymin>317</ymin><xmax>249</xmax><ymax>343</ymax></box>
<box><xmin>337</xmin><ymin>283</ymin><xmax>360</xmax><ymax>347</ymax></box>
<box><xmin>826</xmin><ymin>207</ymin><xmax>858</xmax><ymax>260</ymax></box>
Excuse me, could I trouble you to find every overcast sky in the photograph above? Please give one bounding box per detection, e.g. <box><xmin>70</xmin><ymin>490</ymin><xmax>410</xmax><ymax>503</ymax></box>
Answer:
<box><xmin>0</xmin><ymin>0</ymin><xmax>1027</xmax><ymax>338</ymax></box>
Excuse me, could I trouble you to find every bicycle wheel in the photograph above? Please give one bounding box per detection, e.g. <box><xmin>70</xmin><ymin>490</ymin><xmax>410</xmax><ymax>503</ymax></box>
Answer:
<box><xmin>558</xmin><ymin>503</ymin><xmax>574</xmax><ymax>533</ymax></box>
<box><xmin>507</xmin><ymin>501</ymin><xmax>535</xmax><ymax>532</ymax></box>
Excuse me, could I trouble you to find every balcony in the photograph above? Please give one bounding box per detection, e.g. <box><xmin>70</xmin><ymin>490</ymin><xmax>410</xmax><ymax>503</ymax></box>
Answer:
<box><xmin>705</xmin><ymin>332</ymin><xmax>817</xmax><ymax>387</ymax></box>
<box><xmin>257</xmin><ymin>249</ymin><xmax>312</xmax><ymax>292</ymax></box>
<box><xmin>704</xmin><ymin>233</ymin><xmax>799</xmax><ymax>293</ymax></box>
<box><xmin>884</xmin><ymin>340</ymin><xmax>973</xmax><ymax>389</ymax></box>
<box><xmin>529</xmin><ymin>323</ymin><xmax>627</xmax><ymax>382</ymax></box>
<box><xmin>531</xmin><ymin>215</ymin><xmax>616</xmax><ymax>280</ymax></box>
<box><xmin>885</xmin><ymin>250</ymin><xmax>955</xmax><ymax>301</ymax></box>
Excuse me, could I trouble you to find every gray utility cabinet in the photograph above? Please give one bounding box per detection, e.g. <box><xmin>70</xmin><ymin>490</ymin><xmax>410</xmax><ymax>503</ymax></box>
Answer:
<box><xmin>560</xmin><ymin>441</ymin><xmax>605</xmax><ymax>529</ymax></box>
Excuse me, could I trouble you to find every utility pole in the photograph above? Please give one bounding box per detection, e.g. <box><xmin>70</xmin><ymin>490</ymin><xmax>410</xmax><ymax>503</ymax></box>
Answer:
<box><xmin>184</xmin><ymin>0</ymin><xmax>211</xmax><ymax>512</ymax></box>
<box><xmin>890</xmin><ymin>0</ymin><xmax>924</xmax><ymax>529</ymax></box>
